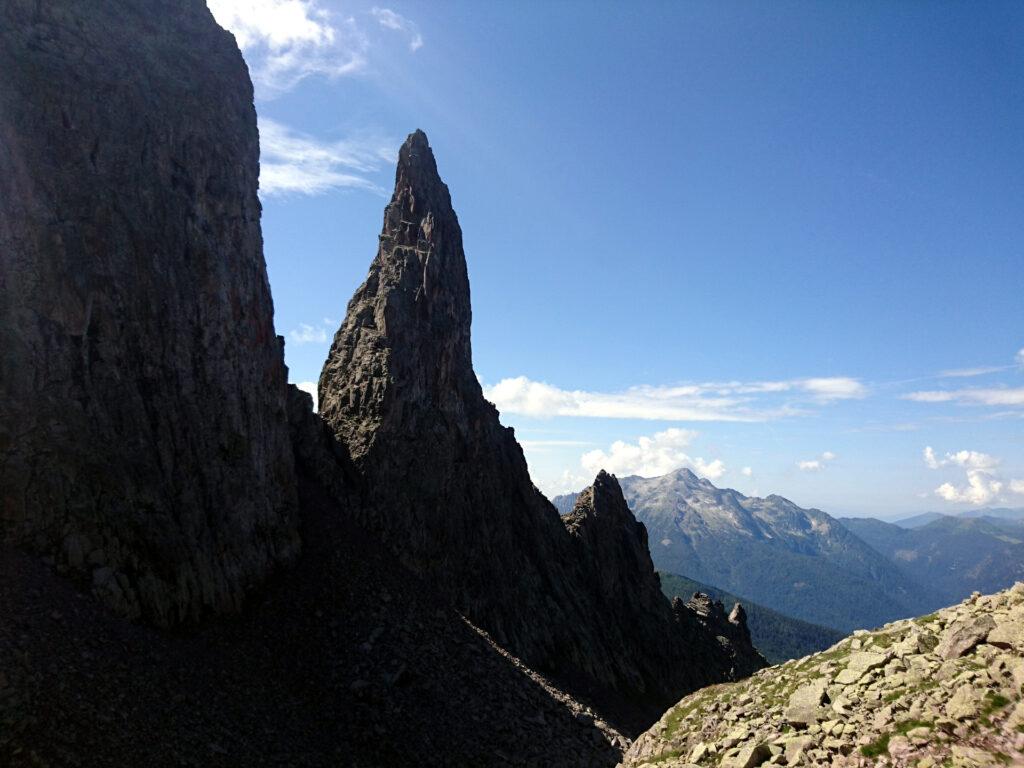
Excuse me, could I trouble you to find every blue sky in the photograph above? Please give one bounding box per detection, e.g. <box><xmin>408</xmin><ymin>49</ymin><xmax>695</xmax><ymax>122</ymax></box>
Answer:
<box><xmin>209</xmin><ymin>0</ymin><xmax>1024</xmax><ymax>518</ymax></box>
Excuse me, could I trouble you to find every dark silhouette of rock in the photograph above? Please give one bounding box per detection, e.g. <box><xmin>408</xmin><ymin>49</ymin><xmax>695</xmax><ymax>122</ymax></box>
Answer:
<box><xmin>319</xmin><ymin>132</ymin><xmax>765</xmax><ymax>716</ymax></box>
<box><xmin>566</xmin><ymin>472</ymin><xmax>767</xmax><ymax>695</ymax></box>
<box><xmin>0</xmin><ymin>0</ymin><xmax>299</xmax><ymax>625</ymax></box>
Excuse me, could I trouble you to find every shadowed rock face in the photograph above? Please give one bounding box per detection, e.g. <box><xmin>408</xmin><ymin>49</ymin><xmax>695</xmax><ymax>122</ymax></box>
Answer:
<box><xmin>567</xmin><ymin>472</ymin><xmax>767</xmax><ymax>695</ymax></box>
<box><xmin>319</xmin><ymin>132</ymin><xmax>766</xmax><ymax>715</ymax></box>
<box><xmin>0</xmin><ymin>0</ymin><xmax>299</xmax><ymax>625</ymax></box>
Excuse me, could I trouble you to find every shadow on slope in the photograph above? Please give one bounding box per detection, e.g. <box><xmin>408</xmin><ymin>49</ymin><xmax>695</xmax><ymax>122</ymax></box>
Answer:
<box><xmin>0</xmin><ymin>475</ymin><xmax>625</xmax><ymax>768</ymax></box>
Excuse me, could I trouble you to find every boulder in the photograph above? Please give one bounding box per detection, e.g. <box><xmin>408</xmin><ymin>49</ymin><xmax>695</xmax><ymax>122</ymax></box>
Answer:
<box><xmin>936</xmin><ymin>615</ymin><xmax>996</xmax><ymax>660</ymax></box>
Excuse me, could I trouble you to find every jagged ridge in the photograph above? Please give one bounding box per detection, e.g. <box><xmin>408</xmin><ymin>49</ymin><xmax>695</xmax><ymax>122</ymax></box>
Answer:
<box><xmin>319</xmin><ymin>132</ymin><xmax>765</xmax><ymax>720</ymax></box>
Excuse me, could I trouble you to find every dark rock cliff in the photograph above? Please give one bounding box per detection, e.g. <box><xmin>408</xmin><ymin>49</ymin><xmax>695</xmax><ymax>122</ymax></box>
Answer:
<box><xmin>0</xmin><ymin>0</ymin><xmax>299</xmax><ymax>625</ymax></box>
<box><xmin>566</xmin><ymin>472</ymin><xmax>767</xmax><ymax>695</ymax></box>
<box><xmin>319</xmin><ymin>132</ymin><xmax>766</xmax><ymax>715</ymax></box>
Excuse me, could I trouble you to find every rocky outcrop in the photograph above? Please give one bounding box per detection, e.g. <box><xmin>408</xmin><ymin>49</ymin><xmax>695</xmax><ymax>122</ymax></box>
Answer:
<box><xmin>319</xmin><ymin>132</ymin><xmax>765</xmax><ymax>716</ymax></box>
<box><xmin>0</xmin><ymin>0</ymin><xmax>299</xmax><ymax>625</ymax></box>
<box><xmin>564</xmin><ymin>472</ymin><xmax>766</xmax><ymax>697</ymax></box>
<box><xmin>622</xmin><ymin>584</ymin><xmax>1024</xmax><ymax>767</ymax></box>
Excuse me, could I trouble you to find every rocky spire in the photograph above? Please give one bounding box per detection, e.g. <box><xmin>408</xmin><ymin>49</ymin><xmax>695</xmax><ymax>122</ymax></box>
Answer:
<box><xmin>319</xmin><ymin>136</ymin><xmax>766</xmax><ymax>718</ymax></box>
<box><xmin>319</xmin><ymin>129</ymin><xmax>474</xmax><ymax>461</ymax></box>
<box><xmin>0</xmin><ymin>0</ymin><xmax>299</xmax><ymax>625</ymax></box>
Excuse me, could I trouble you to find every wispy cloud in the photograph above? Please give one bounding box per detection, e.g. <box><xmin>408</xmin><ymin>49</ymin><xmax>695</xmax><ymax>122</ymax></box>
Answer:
<box><xmin>796</xmin><ymin>451</ymin><xmax>836</xmax><ymax>472</ymax></box>
<box><xmin>259</xmin><ymin>118</ymin><xmax>393</xmax><ymax>196</ymax></box>
<box><xmin>371</xmin><ymin>7</ymin><xmax>424</xmax><ymax>52</ymax></box>
<box><xmin>289</xmin><ymin>323</ymin><xmax>329</xmax><ymax>344</ymax></box>
<box><xmin>208</xmin><ymin>0</ymin><xmax>368</xmax><ymax>96</ymax></box>
<box><xmin>938</xmin><ymin>366</ymin><xmax>1008</xmax><ymax>378</ymax></box>
<box><xmin>800</xmin><ymin>378</ymin><xmax>867</xmax><ymax>402</ymax></box>
<box><xmin>482</xmin><ymin>375</ymin><xmax>865</xmax><ymax>422</ymax></box>
<box><xmin>580</xmin><ymin>428</ymin><xmax>726</xmax><ymax>480</ymax></box>
<box><xmin>904</xmin><ymin>388</ymin><xmax>1024</xmax><ymax>407</ymax></box>
<box><xmin>288</xmin><ymin>318</ymin><xmax>337</xmax><ymax>345</ymax></box>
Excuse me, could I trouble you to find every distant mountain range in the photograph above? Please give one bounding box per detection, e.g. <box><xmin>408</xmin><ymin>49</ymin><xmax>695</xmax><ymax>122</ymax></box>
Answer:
<box><xmin>893</xmin><ymin>507</ymin><xmax>1024</xmax><ymax>529</ymax></box>
<box><xmin>657</xmin><ymin>572</ymin><xmax>843</xmax><ymax>664</ymax></box>
<box><xmin>839</xmin><ymin>513</ymin><xmax>1024</xmax><ymax>604</ymax></box>
<box><xmin>552</xmin><ymin>468</ymin><xmax>940</xmax><ymax>632</ymax></box>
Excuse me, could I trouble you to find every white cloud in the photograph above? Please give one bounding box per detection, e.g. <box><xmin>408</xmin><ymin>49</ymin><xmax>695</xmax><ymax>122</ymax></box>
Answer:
<box><xmin>741</xmin><ymin>466</ymin><xmax>753</xmax><ymax>477</ymax></box>
<box><xmin>579</xmin><ymin>428</ymin><xmax>726</xmax><ymax>480</ymax></box>
<box><xmin>289</xmin><ymin>321</ymin><xmax>333</xmax><ymax>345</ymax></box>
<box><xmin>208</xmin><ymin>0</ymin><xmax>368</xmax><ymax>96</ymax></box>
<box><xmin>934</xmin><ymin>471</ymin><xmax>1003</xmax><ymax>506</ymax></box>
<box><xmin>259</xmin><ymin>118</ymin><xmax>392</xmax><ymax>196</ymax></box>
<box><xmin>371</xmin><ymin>7</ymin><xmax>423</xmax><ymax>51</ymax></box>
<box><xmin>923</xmin><ymin>446</ymin><xmax>999</xmax><ymax>471</ymax></box>
<box><xmin>939</xmin><ymin>366</ymin><xmax>1005</xmax><ymax>378</ymax></box>
<box><xmin>904</xmin><ymin>388</ymin><xmax>1024</xmax><ymax>407</ymax></box>
<box><xmin>923</xmin><ymin>446</ymin><xmax>1018</xmax><ymax>506</ymax></box>
<box><xmin>1017</xmin><ymin>348</ymin><xmax>1024</xmax><ymax>368</ymax></box>
<box><xmin>482</xmin><ymin>375</ymin><xmax>865</xmax><ymax>423</ymax></box>
<box><xmin>800</xmin><ymin>378</ymin><xmax>866</xmax><ymax>402</ymax></box>
<box><xmin>295</xmin><ymin>380</ymin><xmax>319</xmax><ymax>412</ymax></box>
<box><xmin>797</xmin><ymin>451</ymin><xmax>836</xmax><ymax>472</ymax></box>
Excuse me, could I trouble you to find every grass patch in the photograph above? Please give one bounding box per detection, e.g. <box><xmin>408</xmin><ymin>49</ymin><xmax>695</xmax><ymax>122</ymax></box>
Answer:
<box><xmin>868</xmin><ymin>632</ymin><xmax>895</xmax><ymax>649</ymax></box>
<box><xmin>983</xmin><ymin>692</ymin><xmax>1010</xmax><ymax>713</ymax></box>
<box><xmin>860</xmin><ymin>720</ymin><xmax>931</xmax><ymax>758</ymax></box>
<box><xmin>860</xmin><ymin>734</ymin><xmax>890</xmax><ymax>758</ymax></box>
<box><xmin>894</xmin><ymin>719</ymin><xmax>931</xmax><ymax>735</ymax></box>
<box><xmin>883</xmin><ymin>677</ymin><xmax>939</xmax><ymax>703</ymax></box>
<box><xmin>662</xmin><ymin>694</ymin><xmax>707</xmax><ymax>738</ymax></box>
<box><xmin>915</xmin><ymin>613</ymin><xmax>940</xmax><ymax>625</ymax></box>
<box><xmin>641</xmin><ymin>748</ymin><xmax>684</xmax><ymax>765</ymax></box>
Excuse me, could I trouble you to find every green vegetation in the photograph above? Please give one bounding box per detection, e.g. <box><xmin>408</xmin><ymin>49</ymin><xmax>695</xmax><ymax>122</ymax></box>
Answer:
<box><xmin>866</xmin><ymin>630</ymin><xmax>894</xmax><ymax>649</ymax></box>
<box><xmin>860</xmin><ymin>733</ymin><xmax>890</xmax><ymax>758</ymax></box>
<box><xmin>840</xmin><ymin>514</ymin><xmax>1024</xmax><ymax>607</ymax></box>
<box><xmin>860</xmin><ymin>720</ymin><xmax>932</xmax><ymax>758</ymax></box>
<box><xmin>979</xmin><ymin>691</ymin><xmax>1011</xmax><ymax>727</ymax></box>
<box><xmin>640</xmin><ymin>748</ymin><xmax>684</xmax><ymax>765</ymax></box>
<box><xmin>659</xmin><ymin>572</ymin><xmax>845</xmax><ymax>663</ymax></box>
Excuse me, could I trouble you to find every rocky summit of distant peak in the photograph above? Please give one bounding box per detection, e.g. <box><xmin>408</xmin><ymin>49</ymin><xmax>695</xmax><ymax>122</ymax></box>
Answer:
<box><xmin>564</xmin><ymin>469</ymin><xmax>940</xmax><ymax>632</ymax></box>
<box><xmin>318</xmin><ymin>132</ymin><xmax>765</xmax><ymax>721</ymax></box>
<box><xmin>622</xmin><ymin>582</ymin><xmax>1024</xmax><ymax>768</ymax></box>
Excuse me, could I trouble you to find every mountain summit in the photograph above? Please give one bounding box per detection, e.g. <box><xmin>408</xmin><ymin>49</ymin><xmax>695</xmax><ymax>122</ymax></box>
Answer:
<box><xmin>318</xmin><ymin>131</ymin><xmax>764</xmax><ymax>717</ymax></box>
<box><xmin>555</xmin><ymin>468</ymin><xmax>937</xmax><ymax>631</ymax></box>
